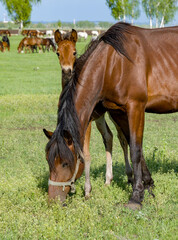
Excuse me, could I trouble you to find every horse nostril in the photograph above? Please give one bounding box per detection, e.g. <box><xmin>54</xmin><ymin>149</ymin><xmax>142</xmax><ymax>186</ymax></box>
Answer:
<box><xmin>62</xmin><ymin>68</ymin><xmax>72</xmax><ymax>75</ymax></box>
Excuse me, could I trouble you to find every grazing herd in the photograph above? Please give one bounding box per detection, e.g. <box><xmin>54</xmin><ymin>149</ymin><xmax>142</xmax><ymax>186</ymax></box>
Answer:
<box><xmin>0</xmin><ymin>28</ymin><xmax>99</xmax><ymax>54</ymax></box>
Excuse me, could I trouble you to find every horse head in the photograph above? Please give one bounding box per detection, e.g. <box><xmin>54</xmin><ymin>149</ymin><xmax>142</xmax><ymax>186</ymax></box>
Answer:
<box><xmin>43</xmin><ymin>128</ymin><xmax>84</xmax><ymax>202</ymax></box>
<box><xmin>55</xmin><ymin>29</ymin><xmax>78</xmax><ymax>87</ymax></box>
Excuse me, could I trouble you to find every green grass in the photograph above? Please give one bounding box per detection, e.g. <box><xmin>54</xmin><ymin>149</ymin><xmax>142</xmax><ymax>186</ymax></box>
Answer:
<box><xmin>0</xmin><ymin>36</ymin><xmax>178</xmax><ymax>240</ymax></box>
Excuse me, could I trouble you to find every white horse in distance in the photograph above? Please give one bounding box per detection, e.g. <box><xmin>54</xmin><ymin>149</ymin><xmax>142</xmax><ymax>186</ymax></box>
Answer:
<box><xmin>77</xmin><ymin>31</ymin><xmax>88</xmax><ymax>40</ymax></box>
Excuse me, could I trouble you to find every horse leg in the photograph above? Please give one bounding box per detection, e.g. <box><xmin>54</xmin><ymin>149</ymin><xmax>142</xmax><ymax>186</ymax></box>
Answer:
<box><xmin>141</xmin><ymin>153</ymin><xmax>155</xmax><ymax>196</ymax></box>
<box><xmin>84</xmin><ymin>122</ymin><xmax>92</xmax><ymax>199</ymax></box>
<box><xmin>95</xmin><ymin>115</ymin><xmax>113</xmax><ymax>185</ymax></box>
<box><xmin>127</xmin><ymin>102</ymin><xmax>146</xmax><ymax>208</ymax></box>
<box><xmin>116</xmin><ymin>125</ymin><xmax>133</xmax><ymax>185</ymax></box>
<box><xmin>108</xmin><ymin>112</ymin><xmax>133</xmax><ymax>184</ymax></box>
<box><xmin>38</xmin><ymin>44</ymin><xmax>42</xmax><ymax>53</ymax></box>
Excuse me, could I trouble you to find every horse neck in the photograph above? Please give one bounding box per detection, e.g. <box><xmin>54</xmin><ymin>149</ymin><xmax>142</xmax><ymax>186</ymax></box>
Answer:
<box><xmin>74</xmin><ymin>42</ymin><xmax>108</xmax><ymax>143</ymax></box>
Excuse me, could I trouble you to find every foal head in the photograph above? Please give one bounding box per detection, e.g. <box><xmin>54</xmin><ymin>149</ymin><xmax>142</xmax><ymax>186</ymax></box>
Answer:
<box><xmin>54</xmin><ymin>29</ymin><xmax>78</xmax><ymax>87</ymax></box>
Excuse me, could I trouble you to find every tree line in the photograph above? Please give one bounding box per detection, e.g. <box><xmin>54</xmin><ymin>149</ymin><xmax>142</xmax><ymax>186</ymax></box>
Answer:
<box><xmin>0</xmin><ymin>0</ymin><xmax>177</xmax><ymax>29</ymax></box>
<box><xmin>106</xmin><ymin>0</ymin><xmax>178</xmax><ymax>28</ymax></box>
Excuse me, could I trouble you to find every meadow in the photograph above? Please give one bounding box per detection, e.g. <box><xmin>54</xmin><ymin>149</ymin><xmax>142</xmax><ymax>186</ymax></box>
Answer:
<box><xmin>0</xmin><ymin>35</ymin><xmax>177</xmax><ymax>240</ymax></box>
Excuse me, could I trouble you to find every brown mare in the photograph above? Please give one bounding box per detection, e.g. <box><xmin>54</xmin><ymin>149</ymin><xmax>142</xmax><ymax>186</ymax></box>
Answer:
<box><xmin>41</xmin><ymin>38</ymin><xmax>56</xmax><ymax>52</ymax></box>
<box><xmin>44</xmin><ymin>23</ymin><xmax>178</xmax><ymax>209</ymax></box>
<box><xmin>17</xmin><ymin>37</ymin><xmax>42</xmax><ymax>53</ymax></box>
<box><xmin>51</xmin><ymin>29</ymin><xmax>132</xmax><ymax>200</ymax></box>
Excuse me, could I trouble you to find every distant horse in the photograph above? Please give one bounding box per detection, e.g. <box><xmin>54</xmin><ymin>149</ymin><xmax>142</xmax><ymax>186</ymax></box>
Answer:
<box><xmin>17</xmin><ymin>37</ymin><xmax>42</xmax><ymax>53</ymax></box>
<box><xmin>2</xmin><ymin>36</ymin><xmax>10</xmax><ymax>51</ymax></box>
<box><xmin>46</xmin><ymin>30</ymin><xmax>53</xmax><ymax>37</ymax></box>
<box><xmin>41</xmin><ymin>38</ymin><xmax>56</xmax><ymax>52</ymax></box>
<box><xmin>91</xmin><ymin>30</ymin><xmax>99</xmax><ymax>40</ymax></box>
<box><xmin>0</xmin><ymin>41</ymin><xmax>4</xmax><ymax>52</ymax></box>
<box><xmin>0</xmin><ymin>30</ymin><xmax>11</xmax><ymax>37</ymax></box>
<box><xmin>39</xmin><ymin>31</ymin><xmax>45</xmax><ymax>37</ymax></box>
<box><xmin>52</xmin><ymin>28</ymin><xmax>132</xmax><ymax>200</ymax></box>
<box><xmin>28</xmin><ymin>30</ymin><xmax>39</xmax><ymax>37</ymax></box>
<box><xmin>21</xmin><ymin>30</ymin><xmax>29</xmax><ymax>36</ymax></box>
<box><xmin>78</xmin><ymin>31</ymin><xmax>88</xmax><ymax>41</ymax></box>
<box><xmin>44</xmin><ymin>23</ymin><xmax>178</xmax><ymax>209</ymax></box>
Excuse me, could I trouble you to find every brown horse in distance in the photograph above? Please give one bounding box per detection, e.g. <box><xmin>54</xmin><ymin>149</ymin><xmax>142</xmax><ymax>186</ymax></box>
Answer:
<box><xmin>0</xmin><ymin>30</ymin><xmax>11</xmax><ymax>37</ymax></box>
<box><xmin>17</xmin><ymin>37</ymin><xmax>42</xmax><ymax>53</ymax></box>
<box><xmin>41</xmin><ymin>38</ymin><xmax>56</xmax><ymax>52</ymax></box>
<box><xmin>44</xmin><ymin>23</ymin><xmax>178</xmax><ymax>209</ymax></box>
<box><xmin>51</xmin><ymin>29</ymin><xmax>132</xmax><ymax>200</ymax></box>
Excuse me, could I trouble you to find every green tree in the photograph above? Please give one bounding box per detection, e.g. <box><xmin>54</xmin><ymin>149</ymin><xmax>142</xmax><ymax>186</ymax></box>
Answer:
<box><xmin>106</xmin><ymin>0</ymin><xmax>125</xmax><ymax>21</ymax></box>
<box><xmin>142</xmin><ymin>0</ymin><xmax>155</xmax><ymax>28</ymax></box>
<box><xmin>106</xmin><ymin>0</ymin><xmax>140</xmax><ymax>23</ymax></box>
<box><xmin>57</xmin><ymin>20</ymin><xmax>62</xmax><ymax>28</ymax></box>
<box><xmin>0</xmin><ymin>0</ymin><xmax>41</xmax><ymax>29</ymax></box>
<box><xmin>156</xmin><ymin>0</ymin><xmax>178</xmax><ymax>27</ymax></box>
<box><xmin>76</xmin><ymin>21</ymin><xmax>96</xmax><ymax>29</ymax></box>
<box><xmin>98</xmin><ymin>21</ymin><xmax>113</xmax><ymax>29</ymax></box>
<box><xmin>142</xmin><ymin>0</ymin><xmax>178</xmax><ymax>28</ymax></box>
<box><xmin>127</xmin><ymin>0</ymin><xmax>140</xmax><ymax>24</ymax></box>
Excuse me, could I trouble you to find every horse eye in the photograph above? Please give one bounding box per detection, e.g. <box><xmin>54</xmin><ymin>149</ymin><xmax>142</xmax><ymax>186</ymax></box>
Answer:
<box><xmin>73</xmin><ymin>51</ymin><xmax>76</xmax><ymax>56</ymax></box>
<box><xmin>62</xmin><ymin>162</ymin><xmax>68</xmax><ymax>168</ymax></box>
<box><xmin>56</xmin><ymin>52</ymin><xmax>60</xmax><ymax>57</ymax></box>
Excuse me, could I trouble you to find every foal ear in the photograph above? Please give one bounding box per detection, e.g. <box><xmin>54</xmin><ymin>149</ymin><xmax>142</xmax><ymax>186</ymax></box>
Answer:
<box><xmin>43</xmin><ymin>129</ymin><xmax>53</xmax><ymax>139</ymax></box>
<box><xmin>70</xmin><ymin>29</ymin><xmax>78</xmax><ymax>43</ymax></box>
<box><xmin>54</xmin><ymin>30</ymin><xmax>63</xmax><ymax>44</ymax></box>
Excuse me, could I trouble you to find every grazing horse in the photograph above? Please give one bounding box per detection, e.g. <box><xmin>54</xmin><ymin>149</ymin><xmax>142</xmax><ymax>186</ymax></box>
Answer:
<box><xmin>17</xmin><ymin>37</ymin><xmax>42</xmax><ymax>53</ymax></box>
<box><xmin>2</xmin><ymin>36</ymin><xmax>10</xmax><ymax>51</ymax></box>
<box><xmin>51</xmin><ymin>29</ymin><xmax>132</xmax><ymax>200</ymax></box>
<box><xmin>44</xmin><ymin>23</ymin><xmax>178</xmax><ymax>209</ymax></box>
<box><xmin>41</xmin><ymin>38</ymin><xmax>56</xmax><ymax>52</ymax></box>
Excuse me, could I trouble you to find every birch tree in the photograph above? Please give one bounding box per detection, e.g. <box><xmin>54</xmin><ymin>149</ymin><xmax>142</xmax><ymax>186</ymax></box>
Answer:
<box><xmin>142</xmin><ymin>0</ymin><xmax>155</xmax><ymax>28</ymax></box>
<box><xmin>106</xmin><ymin>0</ymin><xmax>140</xmax><ymax>23</ymax></box>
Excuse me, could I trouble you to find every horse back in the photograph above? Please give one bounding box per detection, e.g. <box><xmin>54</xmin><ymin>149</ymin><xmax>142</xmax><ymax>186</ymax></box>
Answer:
<box><xmin>140</xmin><ymin>27</ymin><xmax>178</xmax><ymax>113</ymax></box>
<box><xmin>112</xmin><ymin>25</ymin><xmax>178</xmax><ymax>113</ymax></box>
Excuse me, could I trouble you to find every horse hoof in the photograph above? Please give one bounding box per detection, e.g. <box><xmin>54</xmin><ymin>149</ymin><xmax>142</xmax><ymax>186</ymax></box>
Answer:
<box><xmin>104</xmin><ymin>182</ymin><xmax>111</xmax><ymax>187</ymax></box>
<box><xmin>124</xmin><ymin>201</ymin><xmax>142</xmax><ymax>211</ymax></box>
<box><xmin>85</xmin><ymin>194</ymin><xmax>90</xmax><ymax>200</ymax></box>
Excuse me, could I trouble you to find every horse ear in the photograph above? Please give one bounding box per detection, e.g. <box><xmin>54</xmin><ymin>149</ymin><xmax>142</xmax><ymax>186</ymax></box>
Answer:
<box><xmin>54</xmin><ymin>30</ymin><xmax>62</xmax><ymax>44</ymax></box>
<box><xmin>70</xmin><ymin>29</ymin><xmax>78</xmax><ymax>43</ymax></box>
<box><xmin>43</xmin><ymin>129</ymin><xmax>53</xmax><ymax>139</ymax></box>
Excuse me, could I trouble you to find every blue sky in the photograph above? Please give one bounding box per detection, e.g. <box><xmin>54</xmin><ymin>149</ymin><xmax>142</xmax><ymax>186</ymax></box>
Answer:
<box><xmin>0</xmin><ymin>0</ymin><xmax>178</xmax><ymax>25</ymax></box>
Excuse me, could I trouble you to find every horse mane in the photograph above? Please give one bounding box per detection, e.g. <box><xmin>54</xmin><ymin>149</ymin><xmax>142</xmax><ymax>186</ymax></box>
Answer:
<box><xmin>46</xmin><ymin>22</ymin><xmax>133</xmax><ymax>171</ymax></box>
<box><xmin>74</xmin><ymin>38</ymin><xmax>101</xmax><ymax>80</ymax></box>
<box><xmin>45</xmin><ymin>79</ymin><xmax>82</xmax><ymax>171</ymax></box>
<box><xmin>100</xmin><ymin>22</ymin><xmax>132</xmax><ymax>61</ymax></box>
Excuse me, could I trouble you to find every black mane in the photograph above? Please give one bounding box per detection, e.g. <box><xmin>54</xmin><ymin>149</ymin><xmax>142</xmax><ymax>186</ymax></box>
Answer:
<box><xmin>46</xmin><ymin>22</ymin><xmax>132</xmax><ymax>170</ymax></box>
<box><xmin>100</xmin><ymin>22</ymin><xmax>132</xmax><ymax>61</ymax></box>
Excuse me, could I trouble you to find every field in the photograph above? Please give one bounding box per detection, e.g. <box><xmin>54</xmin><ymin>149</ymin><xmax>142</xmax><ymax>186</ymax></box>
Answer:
<box><xmin>0</xmin><ymin>35</ymin><xmax>177</xmax><ymax>240</ymax></box>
